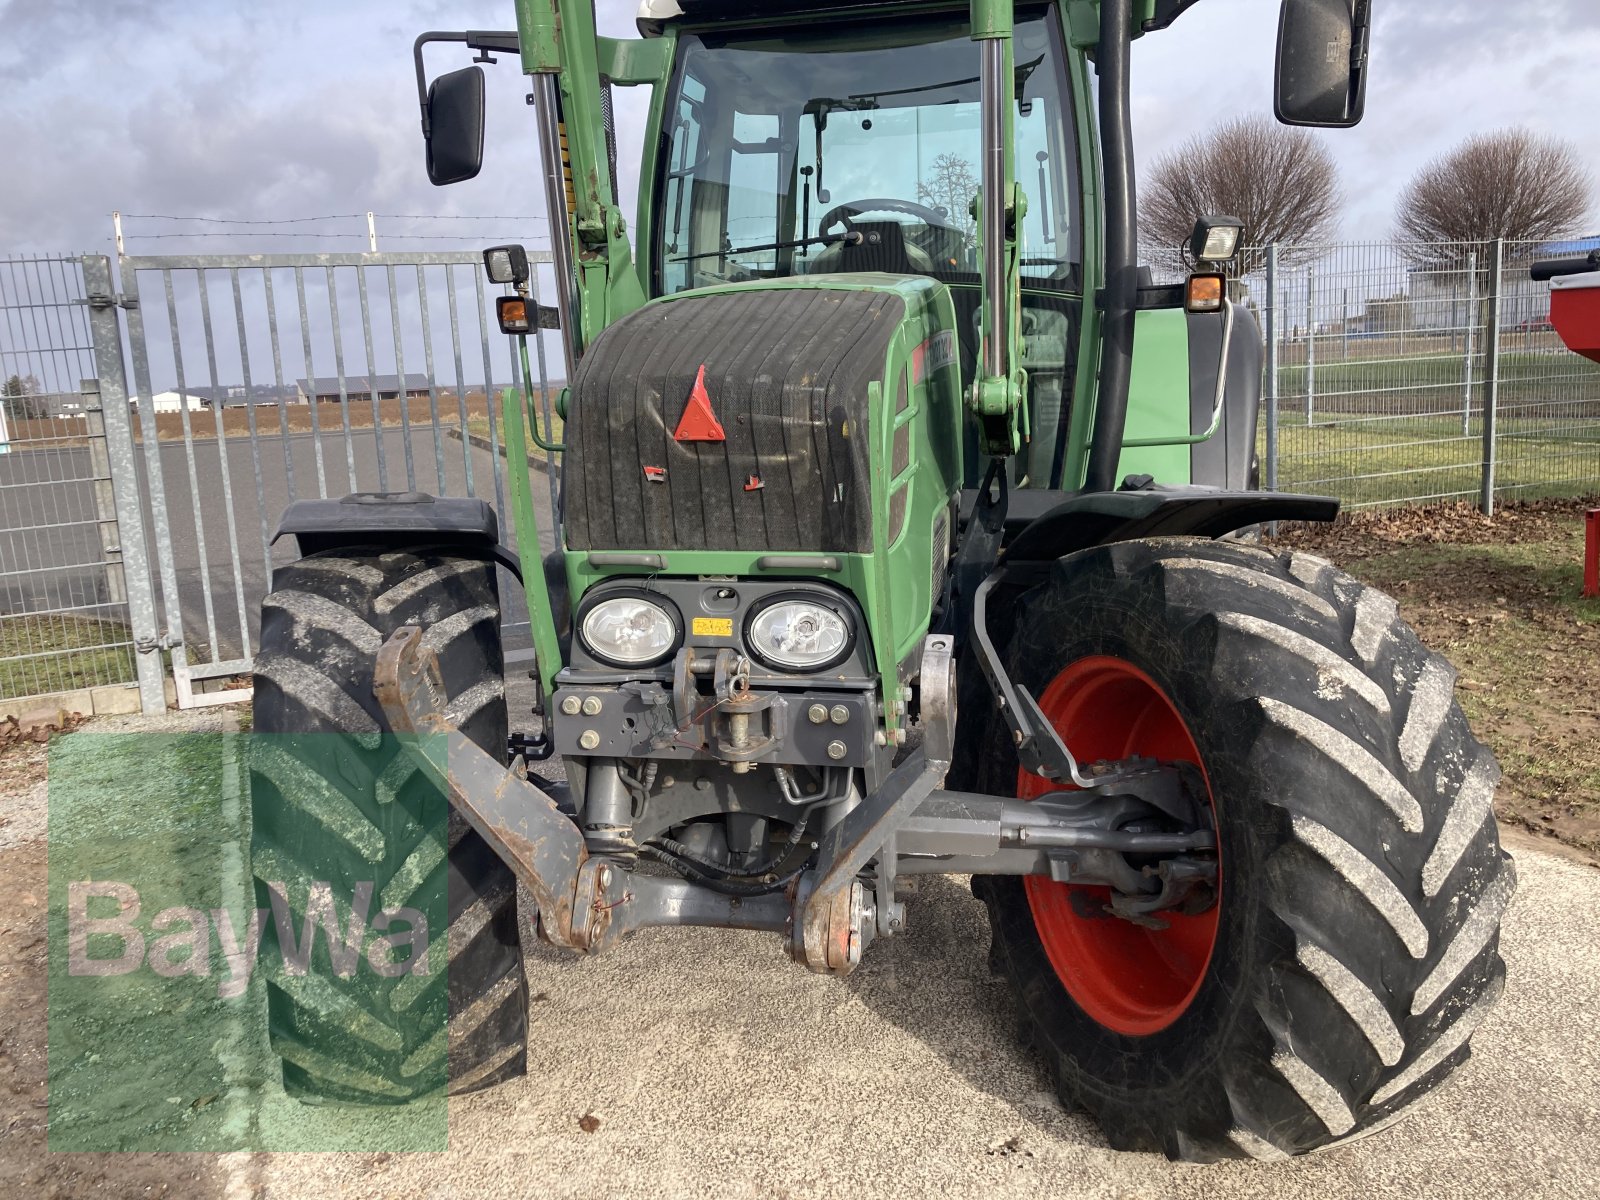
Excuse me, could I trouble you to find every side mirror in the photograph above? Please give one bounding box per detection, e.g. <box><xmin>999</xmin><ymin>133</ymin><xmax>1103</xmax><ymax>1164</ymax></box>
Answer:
<box><xmin>425</xmin><ymin>65</ymin><xmax>486</xmax><ymax>185</ymax></box>
<box><xmin>1274</xmin><ymin>0</ymin><xmax>1370</xmax><ymax>128</ymax></box>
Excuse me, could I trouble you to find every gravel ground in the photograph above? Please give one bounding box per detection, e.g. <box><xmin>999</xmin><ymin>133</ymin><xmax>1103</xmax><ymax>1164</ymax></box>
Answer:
<box><xmin>247</xmin><ymin>835</ymin><xmax>1598</xmax><ymax>1200</ymax></box>
<box><xmin>4</xmin><ymin>705</ymin><xmax>1598</xmax><ymax>1198</ymax></box>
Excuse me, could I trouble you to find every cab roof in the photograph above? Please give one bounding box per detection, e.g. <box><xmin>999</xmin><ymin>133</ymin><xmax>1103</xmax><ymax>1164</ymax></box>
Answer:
<box><xmin>636</xmin><ymin>0</ymin><xmax>1202</xmax><ymax>39</ymax></box>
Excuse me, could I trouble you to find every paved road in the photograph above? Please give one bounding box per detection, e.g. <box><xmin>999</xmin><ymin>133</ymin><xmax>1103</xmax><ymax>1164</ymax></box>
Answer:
<box><xmin>0</xmin><ymin>440</ymin><xmax>121</xmax><ymax>619</ymax></box>
<box><xmin>0</xmin><ymin>425</ymin><xmax>555</xmax><ymax>662</ymax></box>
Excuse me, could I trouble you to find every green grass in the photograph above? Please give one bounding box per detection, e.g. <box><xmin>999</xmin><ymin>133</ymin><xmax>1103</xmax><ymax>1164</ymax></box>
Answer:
<box><xmin>1265</xmin><ymin>339</ymin><xmax>1600</xmax><ymax>507</ymax></box>
<box><xmin>466</xmin><ymin>393</ymin><xmax>564</xmax><ymax>463</ymax></box>
<box><xmin>1262</xmin><ymin>411</ymin><xmax>1600</xmax><ymax>508</ymax></box>
<box><xmin>1275</xmin><ymin>347</ymin><xmax>1600</xmax><ymax>401</ymax></box>
<box><xmin>1334</xmin><ymin>530</ymin><xmax>1600</xmax><ymax>850</ymax></box>
<box><xmin>0</xmin><ymin>614</ymin><xmax>135</xmax><ymax>702</ymax></box>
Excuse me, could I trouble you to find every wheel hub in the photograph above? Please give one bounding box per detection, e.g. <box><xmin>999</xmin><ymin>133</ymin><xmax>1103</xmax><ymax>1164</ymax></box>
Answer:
<box><xmin>1020</xmin><ymin>656</ymin><xmax>1222</xmax><ymax>1036</ymax></box>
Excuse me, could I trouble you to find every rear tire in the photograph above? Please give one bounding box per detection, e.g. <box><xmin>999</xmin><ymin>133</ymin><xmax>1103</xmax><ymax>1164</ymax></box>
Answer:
<box><xmin>250</xmin><ymin>547</ymin><xmax>527</xmax><ymax>1103</ymax></box>
<box><xmin>973</xmin><ymin>537</ymin><xmax>1513</xmax><ymax>1160</ymax></box>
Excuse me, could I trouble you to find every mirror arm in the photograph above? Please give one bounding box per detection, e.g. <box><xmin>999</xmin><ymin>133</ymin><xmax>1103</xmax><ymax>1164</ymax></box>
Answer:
<box><xmin>1143</xmin><ymin>0</ymin><xmax>1205</xmax><ymax>31</ymax></box>
<box><xmin>413</xmin><ymin>31</ymin><xmax>519</xmax><ymax>137</ymax></box>
<box><xmin>1351</xmin><ymin>1</ymin><xmax>1372</xmax><ymax>74</ymax></box>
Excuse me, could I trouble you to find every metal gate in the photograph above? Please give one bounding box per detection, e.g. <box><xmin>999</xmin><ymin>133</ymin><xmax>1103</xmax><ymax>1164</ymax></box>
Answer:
<box><xmin>112</xmin><ymin>248</ymin><xmax>559</xmax><ymax>708</ymax></box>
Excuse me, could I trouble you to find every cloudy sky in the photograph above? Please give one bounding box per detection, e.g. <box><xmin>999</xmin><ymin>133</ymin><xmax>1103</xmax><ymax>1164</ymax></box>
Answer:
<box><xmin>2</xmin><ymin>0</ymin><xmax>1597</xmax><ymax>256</ymax></box>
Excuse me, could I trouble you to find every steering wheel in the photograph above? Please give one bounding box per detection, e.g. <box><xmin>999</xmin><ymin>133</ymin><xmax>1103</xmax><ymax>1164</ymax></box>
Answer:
<box><xmin>817</xmin><ymin>197</ymin><xmax>955</xmax><ymax>240</ymax></box>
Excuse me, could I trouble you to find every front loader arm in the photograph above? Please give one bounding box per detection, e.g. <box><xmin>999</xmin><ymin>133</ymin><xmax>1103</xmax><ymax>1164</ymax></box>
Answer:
<box><xmin>515</xmin><ymin>0</ymin><xmax>647</xmax><ymax>354</ymax></box>
<box><xmin>969</xmin><ymin>0</ymin><xmax>1028</xmax><ymax>458</ymax></box>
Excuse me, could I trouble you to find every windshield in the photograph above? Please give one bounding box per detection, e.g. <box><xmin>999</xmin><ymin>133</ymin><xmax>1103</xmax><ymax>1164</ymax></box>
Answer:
<box><xmin>654</xmin><ymin>7</ymin><xmax>1079</xmax><ymax>297</ymax></box>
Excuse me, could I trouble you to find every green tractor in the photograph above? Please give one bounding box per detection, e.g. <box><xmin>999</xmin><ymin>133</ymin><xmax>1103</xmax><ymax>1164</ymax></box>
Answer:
<box><xmin>251</xmin><ymin>0</ymin><xmax>1514</xmax><ymax>1160</ymax></box>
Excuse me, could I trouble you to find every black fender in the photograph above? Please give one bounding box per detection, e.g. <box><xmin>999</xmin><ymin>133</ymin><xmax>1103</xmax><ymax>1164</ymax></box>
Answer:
<box><xmin>1003</xmin><ymin>486</ymin><xmax>1338</xmax><ymax>562</ymax></box>
<box><xmin>944</xmin><ymin>484</ymin><xmax>1337</xmax><ymax>791</ymax></box>
<box><xmin>1187</xmin><ymin>301</ymin><xmax>1263</xmax><ymax>491</ymax></box>
<box><xmin>272</xmin><ymin>491</ymin><xmax>523</xmax><ymax>579</ymax></box>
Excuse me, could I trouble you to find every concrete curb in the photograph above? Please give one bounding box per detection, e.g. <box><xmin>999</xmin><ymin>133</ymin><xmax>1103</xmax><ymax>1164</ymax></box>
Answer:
<box><xmin>1</xmin><ymin>679</ymin><xmax>177</xmax><ymax>724</ymax></box>
<box><xmin>447</xmin><ymin>426</ymin><xmax>554</xmax><ymax>477</ymax></box>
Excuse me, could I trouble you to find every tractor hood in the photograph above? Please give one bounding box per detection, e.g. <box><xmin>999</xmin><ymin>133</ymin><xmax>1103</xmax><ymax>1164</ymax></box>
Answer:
<box><xmin>563</xmin><ymin>276</ymin><xmax>930</xmax><ymax>555</ymax></box>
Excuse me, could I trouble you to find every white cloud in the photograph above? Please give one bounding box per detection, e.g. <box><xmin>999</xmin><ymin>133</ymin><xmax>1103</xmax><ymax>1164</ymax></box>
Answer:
<box><xmin>1</xmin><ymin>0</ymin><xmax>1595</xmax><ymax>253</ymax></box>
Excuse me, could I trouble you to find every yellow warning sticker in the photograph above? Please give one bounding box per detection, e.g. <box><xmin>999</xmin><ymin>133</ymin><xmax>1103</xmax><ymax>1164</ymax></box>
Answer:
<box><xmin>692</xmin><ymin>617</ymin><xmax>734</xmax><ymax>637</ymax></box>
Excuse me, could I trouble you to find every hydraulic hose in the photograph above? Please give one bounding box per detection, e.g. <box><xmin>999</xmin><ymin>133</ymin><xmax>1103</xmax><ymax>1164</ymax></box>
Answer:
<box><xmin>1083</xmin><ymin>0</ymin><xmax>1138</xmax><ymax>493</ymax></box>
<box><xmin>644</xmin><ymin>807</ymin><xmax>821</xmax><ymax>896</ymax></box>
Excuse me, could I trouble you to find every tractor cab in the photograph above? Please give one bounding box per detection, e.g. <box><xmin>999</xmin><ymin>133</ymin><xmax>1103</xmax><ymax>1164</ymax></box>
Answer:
<box><xmin>650</xmin><ymin>5</ymin><xmax>1081</xmax><ymax>487</ymax></box>
<box><xmin>651</xmin><ymin>10</ymin><xmax>1077</xmax><ymax>294</ymax></box>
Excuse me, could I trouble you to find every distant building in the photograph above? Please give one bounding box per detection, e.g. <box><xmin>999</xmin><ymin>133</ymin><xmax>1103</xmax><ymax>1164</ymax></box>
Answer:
<box><xmin>0</xmin><ymin>391</ymin><xmax>90</xmax><ymax>419</ymax></box>
<box><xmin>147</xmin><ymin>390</ymin><xmax>210</xmax><ymax>413</ymax></box>
<box><xmin>1407</xmin><ymin>234</ymin><xmax>1600</xmax><ymax>334</ymax></box>
<box><xmin>180</xmin><ymin>383</ymin><xmax>300</xmax><ymax>407</ymax></box>
<box><xmin>32</xmin><ymin>392</ymin><xmax>89</xmax><ymax>418</ymax></box>
<box><xmin>295</xmin><ymin>373</ymin><xmax>433</xmax><ymax>404</ymax></box>
<box><xmin>1535</xmin><ymin>235</ymin><xmax>1600</xmax><ymax>258</ymax></box>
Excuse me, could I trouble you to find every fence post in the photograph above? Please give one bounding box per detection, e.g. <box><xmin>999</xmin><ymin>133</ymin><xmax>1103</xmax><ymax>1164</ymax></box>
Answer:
<box><xmin>1479</xmin><ymin>239</ymin><xmax>1504</xmax><ymax>516</ymax></box>
<box><xmin>1461</xmin><ymin>250</ymin><xmax>1477</xmax><ymax>436</ymax></box>
<box><xmin>1264</xmin><ymin>243</ymin><xmax>1279</xmax><ymax>497</ymax></box>
<box><xmin>79</xmin><ymin>378</ymin><xmax>127</xmax><ymax>610</ymax></box>
<box><xmin>81</xmin><ymin>254</ymin><xmax>167</xmax><ymax>714</ymax></box>
<box><xmin>1305</xmin><ymin>265</ymin><xmax>1316</xmax><ymax>426</ymax></box>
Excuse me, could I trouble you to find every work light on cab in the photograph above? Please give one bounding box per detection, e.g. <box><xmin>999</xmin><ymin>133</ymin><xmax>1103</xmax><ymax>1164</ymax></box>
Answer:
<box><xmin>580</xmin><ymin>595</ymin><xmax>679</xmax><ymax>667</ymax></box>
<box><xmin>746</xmin><ymin>598</ymin><xmax>851</xmax><ymax>671</ymax></box>
<box><xmin>1189</xmin><ymin>215</ymin><xmax>1245</xmax><ymax>265</ymax></box>
<box><xmin>483</xmin><ymin>243</ymin><xmax>530</xmax><ymax>285</ymax></box>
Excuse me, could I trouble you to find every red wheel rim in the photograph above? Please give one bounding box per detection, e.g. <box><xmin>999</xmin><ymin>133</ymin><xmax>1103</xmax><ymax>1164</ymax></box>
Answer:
<box><xmin>1020</xmin><ymin>656</ymin><xmax>1220</xmax><ymax>1036</ymax></box>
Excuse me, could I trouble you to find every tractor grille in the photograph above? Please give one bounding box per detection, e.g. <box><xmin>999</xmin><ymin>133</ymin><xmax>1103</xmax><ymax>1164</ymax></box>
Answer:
<box><xmin>563</xmin><ymin>287</ymin><xmax>904</xmax><ymax>554</ymax></box>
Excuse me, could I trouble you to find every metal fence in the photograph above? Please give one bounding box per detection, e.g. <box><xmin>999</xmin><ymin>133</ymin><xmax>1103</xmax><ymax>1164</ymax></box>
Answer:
<box><xmin>1246</xmin><ymin>239</ymin><xmax>1600</xmax><ymax>510</ymax></box>
<box><xmin>115</xmin><ymin>249</ymin><xmax>560</xmax><ymax>707</ymax></box>
<box><xmin>1</xmin><ymin>248</ymin><xmax>558</xmax><ymax>711</ymax></box>
<box><xmin>0</xmin><ymin>256</ymin><xmax>147</xmax><ymax>703</ymax></box>
<box><xmin>3</xmin><ymin>236</ymin><xmax>1598</xmax><ymax>711</ymax></box>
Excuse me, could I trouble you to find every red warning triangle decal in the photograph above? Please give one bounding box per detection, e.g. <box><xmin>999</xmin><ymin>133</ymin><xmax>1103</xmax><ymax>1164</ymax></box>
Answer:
<box><xmin>672</xmin><ymin>364</ymin><xmax>726</xmax><ymax>442</ymax></box>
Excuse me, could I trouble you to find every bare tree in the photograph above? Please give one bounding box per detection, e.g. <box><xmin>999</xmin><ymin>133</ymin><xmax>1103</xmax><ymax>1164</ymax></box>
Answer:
<box><xmin>1140</xmin><ymin>115</ymin><xmax>1341</xmax><ymax>273</ymax></box>
<box><xmin>917</xmin><ymin>153</ymin><xmax>978</xmax><ymax>249</ymax></box>
<box><xmin>2</xmin><ymin>373</ymin><xmax>47</xmax><ymax>421</ymax></box>
<box><xmin>1396</xmin><ymin>128</ymin><xmax>1591</xmax><ymax>251</ymax></box>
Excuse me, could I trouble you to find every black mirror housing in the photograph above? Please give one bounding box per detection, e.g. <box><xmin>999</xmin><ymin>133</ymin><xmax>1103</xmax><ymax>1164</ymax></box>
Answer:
<box><xmin>1275</xmin><ymin>0</ymin><xmax>1370</xmax><ymax>128</ymax></box>
<box><xmin>425</xmin><ymin>65</ymin><xmax>486</xmax><ymax>186</ymax></box>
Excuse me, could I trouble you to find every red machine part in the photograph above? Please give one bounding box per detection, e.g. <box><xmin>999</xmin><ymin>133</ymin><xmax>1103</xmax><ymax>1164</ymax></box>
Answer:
<box><xmin>1549</xmin><ymin>273</ymin><xmax>1600</xmax><ymax>364</ymax></box>
<box><xmin>1585</xmin><ymin>509</ymin><xmax>1599</xmax><ymax>599</ymax></box>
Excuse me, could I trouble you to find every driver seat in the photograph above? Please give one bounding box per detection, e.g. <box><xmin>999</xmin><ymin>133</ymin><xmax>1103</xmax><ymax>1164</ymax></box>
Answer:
<box><xmin>806</xmin><ymin>220</ymin><xmax>935</xmax><ymax>277</ymax></box>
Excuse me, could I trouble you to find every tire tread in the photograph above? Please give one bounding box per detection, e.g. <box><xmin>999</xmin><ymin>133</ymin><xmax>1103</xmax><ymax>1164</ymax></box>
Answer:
<box><xmin>975</xmin><ymin>537</ymin><xmax>1512</xmax><ymax>1160</ymax></box>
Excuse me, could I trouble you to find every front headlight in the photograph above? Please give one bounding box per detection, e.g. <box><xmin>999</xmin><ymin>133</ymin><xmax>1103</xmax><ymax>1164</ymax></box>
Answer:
<box><xmin>746</xmin><ymin>597</ymin><xmax>852</xmax><ymax>671</ymax></box>
<box><xmin>579</xmin><ymin>595</ymin><xmax>678</xmax><ymax>667</ymax></box>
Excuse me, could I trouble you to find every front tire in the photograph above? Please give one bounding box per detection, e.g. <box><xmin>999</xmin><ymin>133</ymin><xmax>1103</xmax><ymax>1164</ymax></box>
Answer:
<box><xmin>250</xmin><ymin>547</ymin><xmax>528</xmax><ymax>1103</ymax></box>
<box><xmin>973</xmin><ymin>538</ymin><xmax>1514</xmax><ymax>1160</ymax></box>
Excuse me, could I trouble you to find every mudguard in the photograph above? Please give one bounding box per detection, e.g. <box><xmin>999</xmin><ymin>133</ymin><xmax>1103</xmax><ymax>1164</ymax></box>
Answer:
<box><xmin>272</xmin><ymin>492</ymin><xmax>518</xmax><ymax>574</ymax></box>
<box><xmin>1001</xmin><ymin>486</ymin><xmax>1338</xmax><ymax>562</ymax></box>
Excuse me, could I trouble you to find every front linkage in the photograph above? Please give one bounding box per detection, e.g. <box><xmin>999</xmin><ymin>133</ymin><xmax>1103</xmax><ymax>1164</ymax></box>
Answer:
<box><xmin>374</xmin><ymin>624</ymin><xmax>1215</xmax><ymax>974</ymax></box>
